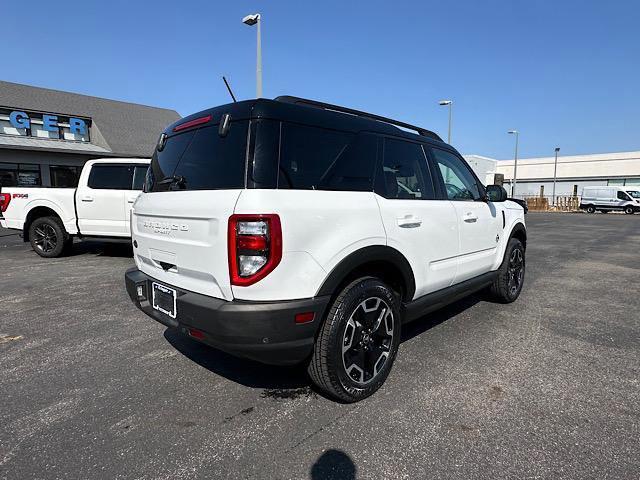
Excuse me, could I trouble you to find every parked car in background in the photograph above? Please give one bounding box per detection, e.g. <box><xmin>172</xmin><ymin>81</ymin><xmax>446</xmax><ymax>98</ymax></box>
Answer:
<box><xmin>580</xmin><ymin>186</ymin><xmax>640</xmax><ymax>214</ymax></box>
<box><xmin>0</xmin><ymin>158</ymin><xmax>150</xmax><ymax>257</ymax></box>
<box><xmin>125</xmin><ymin>97</ymin><xmax>527</xmax><ymax>402</ymax></box>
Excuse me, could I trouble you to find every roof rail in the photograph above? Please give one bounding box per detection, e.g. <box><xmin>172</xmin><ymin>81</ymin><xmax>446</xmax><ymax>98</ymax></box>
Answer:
<box><xmin>275</xmin><ymin>96</ymin><xmax>442</xmax><ymax>142</ymax></box>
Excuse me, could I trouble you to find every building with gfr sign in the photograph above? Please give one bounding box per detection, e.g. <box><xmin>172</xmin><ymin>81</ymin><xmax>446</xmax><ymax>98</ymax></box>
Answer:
<box><xmin>0</xmin><ymin>81</ymin><xmax>180</xmax><ymax>187</ymax></box>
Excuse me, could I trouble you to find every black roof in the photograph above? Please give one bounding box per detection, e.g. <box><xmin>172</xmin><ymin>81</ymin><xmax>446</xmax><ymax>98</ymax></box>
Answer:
<box><xmin>167</xmin><ymin>97</ymin><xmax>447</xmax><ymax>147</ymax></box>
<box><xmin>0</xmin><ymin>80</ymin><xmax>181</xmax><ymax>157</ymax></box>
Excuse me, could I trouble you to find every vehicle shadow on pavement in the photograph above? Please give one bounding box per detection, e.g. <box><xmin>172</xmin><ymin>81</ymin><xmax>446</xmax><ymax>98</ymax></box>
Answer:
<box><xmin>162</xmin><ymin>294</ymin><xmax>485</xmax><ymax>397</ymax></box>
<box><xmin>65</xmin><ymin>240</ymin><xmax>134</xmax><ymax>258</ymax></box>
<box><xmin>163</xmin><ymin>328</ymin><xmax>309</xmax><ymax>390</ymax></box>
<box><xmin>401</xmin><ymin>294</ymin><xmax>483</xmax><ymax>343</ymax></box>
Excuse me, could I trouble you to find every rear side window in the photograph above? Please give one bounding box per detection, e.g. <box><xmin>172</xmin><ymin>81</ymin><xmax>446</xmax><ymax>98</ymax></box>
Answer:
<box><xmin>88</xmin><ymin>165</ymin><xmax>133</xmax><ymax>190</ymax></box>
<box><xmin>381</xmin><ymin>138</ymin><xmax>435</xmax><ymax>200</ymax></box>
<box><xmin>148</xmin><ymin>122</ymin><xmax>248</xmax><ymax>192</ymax></box>
<box><xmin>278</xmin><ymin>123</ymin><xmax>375</xmax><ymax>191</ymax></box>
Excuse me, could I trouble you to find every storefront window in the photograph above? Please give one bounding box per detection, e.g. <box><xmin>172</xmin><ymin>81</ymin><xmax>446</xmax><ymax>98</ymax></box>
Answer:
<box><xmin>0</xmin><ymin>163</ymin><xmax>42</xmax><ymax>187</ymax></box>
<box><xmin>50</xmin><ymin>165</ymin><xmax>81</xmax><ymax>188</ymax></box>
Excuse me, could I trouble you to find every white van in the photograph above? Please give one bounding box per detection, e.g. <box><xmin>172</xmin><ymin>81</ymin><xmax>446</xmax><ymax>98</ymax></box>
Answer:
<box><xmin>580</xmin><ymin>186</ymin><xmax>640</xmax><ymax>214</ymax></box>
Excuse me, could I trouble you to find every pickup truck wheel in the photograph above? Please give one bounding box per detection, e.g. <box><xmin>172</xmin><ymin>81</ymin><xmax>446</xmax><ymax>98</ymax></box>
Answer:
<box><xmin>29</xmin><ymin>216</ymin><xmax>70</xmax><ymax>258</ymax></box>
<box><xmin>308</xmin><ymin>277</ymin><xmax>401</xmax><ymax>402</ymax></box>
<box><xmin>488</xmin><ymin>237</ymin><xmax>525</xmax><ymax>303</ymax></box>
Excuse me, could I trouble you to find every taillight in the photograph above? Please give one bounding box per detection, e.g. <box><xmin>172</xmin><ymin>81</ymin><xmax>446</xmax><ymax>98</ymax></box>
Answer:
<box><xmin>228</xmin><ymin>214</ymin><xmax>282</xmax><ymax>286</ymax></box>
<box><xmin>0</xmin><ymin>193</ymin><xmax>11</xmax><ymax>213</ymax></box>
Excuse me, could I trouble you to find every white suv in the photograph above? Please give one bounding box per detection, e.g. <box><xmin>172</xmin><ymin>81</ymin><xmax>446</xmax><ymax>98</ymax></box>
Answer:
<box><xmin>125</xmin><ymin>97</ymin><xmax>526</xmax><ymax>402</ymax></box>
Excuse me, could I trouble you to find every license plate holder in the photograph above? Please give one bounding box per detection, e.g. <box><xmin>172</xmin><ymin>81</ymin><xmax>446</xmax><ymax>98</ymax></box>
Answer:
<box><xmin>152</xmin><ymin>282</ymin><xmax>177</xmax><ymax>319</ymax></box>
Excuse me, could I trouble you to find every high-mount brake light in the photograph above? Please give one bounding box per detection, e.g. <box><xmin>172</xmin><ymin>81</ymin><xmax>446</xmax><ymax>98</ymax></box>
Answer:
<box><xmin>0</xmin><ymin>193</ymin><xmax>11</xmax><ymax>213</ymax></box>
<box><xmin>173</xmin><ymin>114</ymin><xmax>212</xmax><ymax>132</ymax></box>
<box><xmin>228</xmin><ymin>214</ymin><xmax>282</xmax><ymax>286</ymax></box>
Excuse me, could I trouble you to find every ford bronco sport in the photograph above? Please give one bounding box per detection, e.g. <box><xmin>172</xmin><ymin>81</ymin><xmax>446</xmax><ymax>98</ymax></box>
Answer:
<box><xmin>125</xmin><ymin>97</ymin><xmax>526</xmax><ymax>402</ymax></box>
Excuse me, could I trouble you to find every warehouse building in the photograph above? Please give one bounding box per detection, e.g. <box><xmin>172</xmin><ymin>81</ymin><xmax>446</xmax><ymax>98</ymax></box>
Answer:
<box><xmin>0</xmin><ymin>81</ymin><xmax>180</xmax><ymax>188</ymax></box>
<box><xmin>464</xmin><ymin>151</ymin><xmax>640</xmax><ymax>200</ymax></box>
<box><xmin>495</xmin><ymin>151</ymin><xmax>640</xmax><ymax>199</ymax></box>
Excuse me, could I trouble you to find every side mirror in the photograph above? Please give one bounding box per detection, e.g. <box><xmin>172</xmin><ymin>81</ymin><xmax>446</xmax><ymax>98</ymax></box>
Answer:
<box><xmin>486</xmin><ymin>184</ymin><xmax>508</xmax><ymax>202</ymax></box>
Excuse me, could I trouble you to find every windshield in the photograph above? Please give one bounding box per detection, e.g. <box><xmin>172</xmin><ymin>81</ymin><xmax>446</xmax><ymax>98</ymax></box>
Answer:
<box><xmin>147</xmin><ymin>121</ymin><xmax>249</xmax><ymax>192</ymax></box>
<box><xmin>626</xmin><ymin>190</ymin><xmax>640</xmax><ymax>199</ymax></box>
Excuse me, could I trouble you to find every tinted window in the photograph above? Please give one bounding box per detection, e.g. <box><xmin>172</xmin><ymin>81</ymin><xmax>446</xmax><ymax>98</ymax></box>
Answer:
<box><xmin>617</xmin><ymin>190</ymin><xmax>631</xmax><ymax>201</ymax></box>
<box><xmin>431</xmin><ymin>148</ymin><xmax>481</xmax><ymax>200</ymax></box>
<box><xmin>50</xmin><ymin>165</ymin><xmax>81</xmax><ymax>188</ymax></box>
<box><xmin>279</xmin><ymin>123</ymin><xmax>374</xmax><ymax>191</ymax></box>
<box><xmin>0</xmin><ymin>163</ymin><xmax>41</xmax><ymax>187</ymax></box>
<box><xmin>249</xmin><ymin>119</ymin><xmax>280</xmax><ymax>189</ymax></box>
<box><xmin>148</xmin><ymin>130</ymin><xmax>195</xmax><ymax>191</ymax></box>
<box><xmin>88</xmin><ymin>165</ymin><xmax>133</xmax><ymax>190</ymax></box>
<box><xmin>381</xmin><ymin>139</ymin><xmax>434</xmax><ymax>200</ymax></box>
<box><xmin>148</xmin><ymin>122</ymin><xmax>248</xmax><ymax>192</ymax></box>
<box><xmin>132</xmin><ymin>166</ymin><xmax>148</xmax><ymax>190</ymax></box>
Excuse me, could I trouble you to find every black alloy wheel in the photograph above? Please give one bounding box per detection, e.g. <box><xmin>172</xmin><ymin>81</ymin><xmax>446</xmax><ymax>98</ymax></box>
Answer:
<box><xmin>341</xmin><ymin>296</ymin><xmax>395</xmax><ymax>386</ymax></box>
<box><xmin>308</xmin><ymin>277</ymin><xmax>401</xmax><ymax>402</ymax></box>
<box><xmin>33</xmin><ymin>223</ymin><xmax>58</xmax><ymax>254</ymax></box>
<box><xmin>507</xmin><ymin>247</ymin><xmax>525</xmax><ymax>297</ymax></box>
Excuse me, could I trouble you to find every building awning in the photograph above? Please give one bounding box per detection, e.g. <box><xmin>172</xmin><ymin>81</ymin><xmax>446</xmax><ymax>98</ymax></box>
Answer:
<box><xmin>0</xmin><ymin>135</ymin><xmax>112</xmax><ymax>155</ymax></box>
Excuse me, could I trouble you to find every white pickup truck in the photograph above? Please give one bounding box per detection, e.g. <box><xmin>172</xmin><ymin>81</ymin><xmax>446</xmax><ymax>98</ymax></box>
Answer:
<box><xmin>0</xmin><ymin>158</ymin><xmax>149</xmax><ymax>257</ymax></box>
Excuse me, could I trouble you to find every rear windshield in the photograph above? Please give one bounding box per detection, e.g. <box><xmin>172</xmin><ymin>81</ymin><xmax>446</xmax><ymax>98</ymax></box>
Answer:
<box><xmin>147</xmin><ymin>121</ymin><xmax>248</xmax><ymax>192</ymax></box>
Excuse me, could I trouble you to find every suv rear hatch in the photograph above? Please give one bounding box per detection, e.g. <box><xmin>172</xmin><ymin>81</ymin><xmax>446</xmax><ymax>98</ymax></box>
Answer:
<box><xmin>132</xmin><ymin>111</ymin><xmax>250</xmax><ymax>301</ymax></box>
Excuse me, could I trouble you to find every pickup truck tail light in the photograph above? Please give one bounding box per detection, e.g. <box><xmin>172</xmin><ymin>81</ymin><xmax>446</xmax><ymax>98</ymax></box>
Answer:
<box><xmin>0</xmin><ymin>193</ymin><xmax>11</xmax><ymax>213</ymax></box>
<box><xmin>228</xmin><ymin>214</ymin><xmax>282</xmax><ymax>286</ymax></box>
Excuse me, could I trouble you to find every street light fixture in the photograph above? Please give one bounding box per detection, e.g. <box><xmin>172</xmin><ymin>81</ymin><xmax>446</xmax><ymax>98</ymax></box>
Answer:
<box><xmin>242</xmin><ymin>13</ymin><xmax>262</xmax><ymax>98</ymax></box>
<box><xmin>508</xmin><ymin>130</ymin><xmax>519</xmax><ymax>197</ymax></box>
<box><xmin>439</xmin><ymin>100</ymin><xmax>453</xmax><ymax>144</ymax></box>
<box><xmin>552</xmin><ymin>147</ymin><xmax>560</xmax><ymax>206</ymax></box>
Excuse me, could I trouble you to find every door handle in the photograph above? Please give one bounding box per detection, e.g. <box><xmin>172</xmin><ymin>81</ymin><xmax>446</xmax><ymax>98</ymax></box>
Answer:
<box><xmin>81</xmin><ymin>195</ymin><xmax>93</xmax><ymax>202</ymax></box>
<box><xmin>463</xmin><ymin>212</ymin><xmax>478</xmax><ymax>223</ymax></box>
<box><xmin>127</xmin><ymin>196</ymin><xmax>137</xmax><ymax>203</ymax></box>
<box><xmin>397</xmin><ymin>215</ymin><xmax>422</xmax><ymax>228</ymax></box>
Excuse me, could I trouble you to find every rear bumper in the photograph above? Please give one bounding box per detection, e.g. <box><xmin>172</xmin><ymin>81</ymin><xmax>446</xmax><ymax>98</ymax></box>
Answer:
<box><xmin>125</xmin><ymin>268</ymin><xmax>329</xmax><ymax>366</ymax></box>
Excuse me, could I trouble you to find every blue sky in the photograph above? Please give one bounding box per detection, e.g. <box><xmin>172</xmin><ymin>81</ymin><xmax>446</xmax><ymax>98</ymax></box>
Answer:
<box><xmin>2</xmin><ymin>0</ymin><xmax>638</xmax><ymax>159</ymax></box>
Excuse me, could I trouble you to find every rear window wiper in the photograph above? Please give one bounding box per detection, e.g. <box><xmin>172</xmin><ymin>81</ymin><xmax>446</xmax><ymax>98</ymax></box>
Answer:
<box><xmin>158</xmin><ymin>175</ymin><xmax>187</xmax><ymax>188</ymax></box>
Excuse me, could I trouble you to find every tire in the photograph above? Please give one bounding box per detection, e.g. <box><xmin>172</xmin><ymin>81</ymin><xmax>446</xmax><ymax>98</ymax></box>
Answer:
<box><xmin>488</xmin><ymin>237</ymin><xmax>525</xmax><ymax>303</ymax></box>
<box><xmin>586</xmin><ymin>205</ymin><xmax>596</xmax><ymax>214</ymax></box>
<box><xmin>308</xmin><ymin>277</ymin><xmax>401</xmax><ymax>402</ymax></box>
<box><xmin>624</xmin><ymin>206</ymin><xmax>635</xmax><ymax>215</ymax></box>
<box><xmin>29</xmin><ymin>216</ymin><xmax>71</xmax><ymax>258</ymax></box>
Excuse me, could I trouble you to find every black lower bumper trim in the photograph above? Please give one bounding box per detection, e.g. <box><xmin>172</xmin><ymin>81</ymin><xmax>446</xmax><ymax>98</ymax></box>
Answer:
<box><xmin>125</xmin><ymin>268</ymin><xmax>329</xmax><ymax>366</ymax></box>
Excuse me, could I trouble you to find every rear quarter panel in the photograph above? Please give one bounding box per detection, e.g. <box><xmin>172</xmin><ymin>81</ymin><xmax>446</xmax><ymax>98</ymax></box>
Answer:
<box><xmin>0</xmin><ymin>188</ymin><xmax>77</xmax><ymax>234</ymax></box>
<box><xmin>232</xmin><ymin>190</ymin><xmax>386</xmax><ymax>301</ymax></box>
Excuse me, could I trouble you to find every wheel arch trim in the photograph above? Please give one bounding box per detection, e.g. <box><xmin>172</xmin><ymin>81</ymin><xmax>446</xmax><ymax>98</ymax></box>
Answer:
<box><xmin>315</xmin><ymin>245</ymin><xmax>416</xmax><ymax>301</ymax></box>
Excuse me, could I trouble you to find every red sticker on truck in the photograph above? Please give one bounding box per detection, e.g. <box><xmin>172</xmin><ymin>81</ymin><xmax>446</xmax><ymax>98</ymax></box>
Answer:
<box><xmin>12</xmin><ymin>193</ymin><xmax>28</xmax><ymax>199</ymax></box>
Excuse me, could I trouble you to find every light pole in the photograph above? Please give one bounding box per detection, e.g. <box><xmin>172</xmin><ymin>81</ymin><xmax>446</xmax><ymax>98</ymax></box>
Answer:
<box><xmin>242</xmin><ymin>13</ymin><xmax>262</xmax><ymax>98</ymax></box>
<box><xmin>439</xmin><ymin>100</ymin><xmax>453</xmax><ymax>143</ymax></box>
<box><xmin>552</xmin><ymin>147</ymin><xmax>560</xmax><ymax>206</ymax></box>
<box><xmin>508</xmin><ymin>130</ymin><xmax>519</xmax><ymax>197</ymax></box>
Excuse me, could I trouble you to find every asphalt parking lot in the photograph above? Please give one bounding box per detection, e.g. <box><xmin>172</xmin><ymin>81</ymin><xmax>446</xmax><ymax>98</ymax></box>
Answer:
<box><xmin>1</xmin><ymin>213</ymin><xmax>639</xmax><ymax>480</ymax></box>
